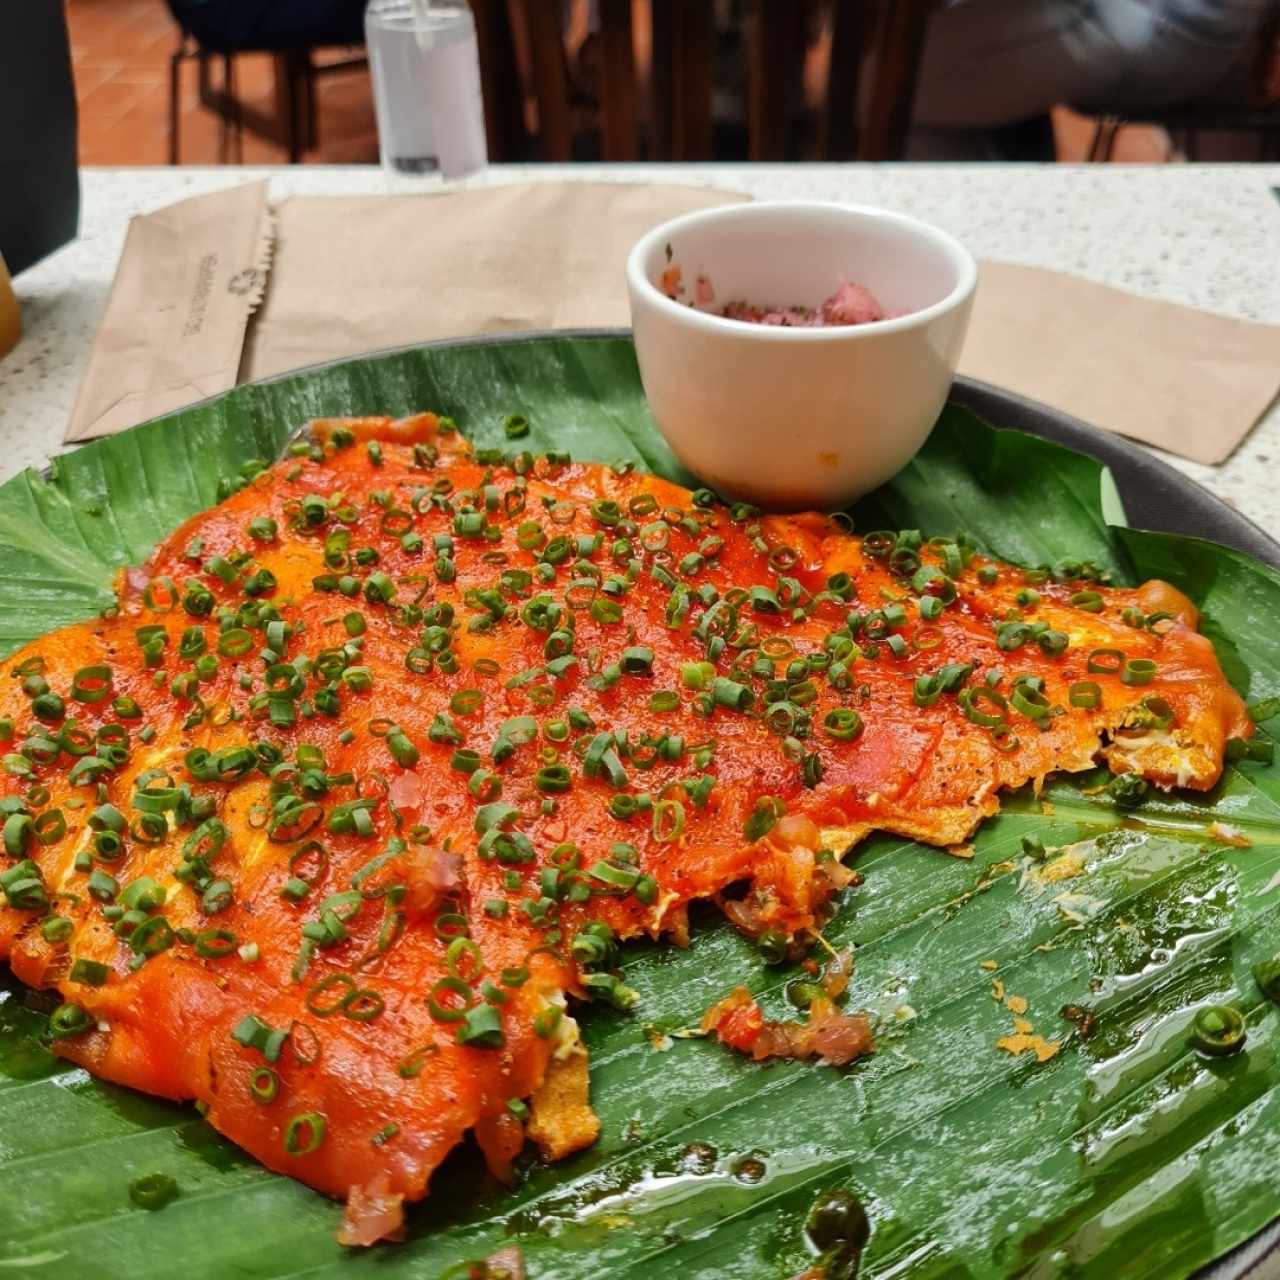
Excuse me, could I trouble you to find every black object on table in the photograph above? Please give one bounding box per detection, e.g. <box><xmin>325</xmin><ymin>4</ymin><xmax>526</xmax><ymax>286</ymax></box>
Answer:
<box><xmin>0</xmin><ymin>0</ymin><xmax>80</xmax><ymax>276</ymax></box>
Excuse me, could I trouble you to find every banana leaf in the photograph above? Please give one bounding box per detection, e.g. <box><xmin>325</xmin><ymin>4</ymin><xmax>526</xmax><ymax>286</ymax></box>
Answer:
<box><xmin>2</xmin><ymin>334</ymin><xmax>1279</xmax><ymax>1280</ymax></box>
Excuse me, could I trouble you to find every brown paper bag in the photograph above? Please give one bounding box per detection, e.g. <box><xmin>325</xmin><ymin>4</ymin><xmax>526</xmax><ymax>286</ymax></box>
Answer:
<box><xmin>959</xmin><ymin>262</ymin><xmax>1280</xmax><ymax>466</ymax></box>
<box><xmin>66</xmin><ymin>182</ymin><xmax>273</xmax><ymax>442</ymax></box>
<box><xmin>66</xmin><ymin>179</ymin><xmax>1280</xmax><ymax>469</ymax></box>
<box><xmin>241</xmin><ymin>182</ymin><xmax>745</xmax><ymax>381</ymax></box>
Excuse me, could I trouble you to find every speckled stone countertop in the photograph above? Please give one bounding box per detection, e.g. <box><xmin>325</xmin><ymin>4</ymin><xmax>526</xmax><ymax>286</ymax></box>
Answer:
<box><xmin>4</xmin><ymin>163</ymin><xmax>1280</xmax><ymax>534</ymax></box>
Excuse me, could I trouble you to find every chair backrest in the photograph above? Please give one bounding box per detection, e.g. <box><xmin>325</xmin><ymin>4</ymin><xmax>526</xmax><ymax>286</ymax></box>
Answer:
<box><xmin>1250</xmin><ymin>12</ymin><xmax>1280</xmax><ymax>105</ymax></box>
<box><xmin>856</xmin><ymin>0</ymin><xmax>935</xmax><ymax>161</ymax></box>
<box><xmin>473</xmin><ymin>0</ymin><xmax>900</xmax><ymax>163</ymax></box>
<box><xmin>470</xmin><ymin>0</ymin><xmax>530</xmax><ymax>162</ymax></box>
<box><xmin>472</xmin><ymin>0</ymin><xmax>696</xmax><ymax>162</ymax></box>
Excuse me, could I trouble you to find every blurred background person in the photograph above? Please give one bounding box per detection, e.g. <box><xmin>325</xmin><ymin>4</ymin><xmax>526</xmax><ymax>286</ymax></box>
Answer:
<box><xmin>908</xmin><ymin>0</ymin><xmax>1280</xmax><ymax>158</ymax></box>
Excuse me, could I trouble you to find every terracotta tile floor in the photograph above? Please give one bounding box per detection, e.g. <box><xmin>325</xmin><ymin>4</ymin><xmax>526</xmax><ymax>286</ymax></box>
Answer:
<box><xmin>67</xmin><ymin>0</ymin><xmax>1167</xmax><ymax>167</ymax></box>
<box><xmin>69</xmin><ymin>0</ymin><xmax>378</xmax><ymax>165</ymax></box>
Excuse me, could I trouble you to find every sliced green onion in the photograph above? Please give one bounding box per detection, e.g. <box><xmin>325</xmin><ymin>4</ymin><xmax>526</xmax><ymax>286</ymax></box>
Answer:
<box><xmin>621</xmin><ymin>646</ymin><xmax>655</xmax><ymax>676</ymax></box>
<box><xmin>586</xmin><ymin>860</ymin><xmax>639</xmax><ymax>891</ymax></box>
<box><xmin>129</xmin><ymin>1173</ymin><xmax>179</xmax><ymax>1211</ymax></box>
<box><xmin>1011</xmin><ymin>684</ymin><xmax>1052</xmax><ymax>721</ymax></box>
<box><xmin>386</xmin><ymin>727</ymin><xmax>420</xmax><ymax>767</ymax></box>
<box><xmin>535</xmin><ymin>764</ymin><xmax>572</xmax><ymax>793</ymax></box>
<box><xmin>284</xmin><ymin>1112</ymin><xmax>327</xmax><ymax>1155</ymax></box>
<box><xmin>1069</xmin><ymin>681</ymin><xmax>1102</xmax><ymax>709</ymax></box>
<box><xmin>194</xmin><ymin>928</ymin><xmax>238</xmax><ymax>958</ymax></box>
<box><xmin>231</xmin><ymin>1013</ymin><xmax>289</xmax><ymax>1062</ymax></box>
<box><xmin>1226</xmin><ymin>736</ymin><xmax>1274</xmax><ymax>765</ymax></box>
<box><xmin>249</xmin><ymin>1065</ymin><xmax>279</xmax><ymax>1103</ymax></box>
<box><xmin>1087</xmin><ymin>648</ymin><xmax>1124</xmax><ymax>675</ymax></box>
<box><xmin>1188</xmin><ymin>1004</ymin><xmax>1246</xmax><ymax>1057</ymax></box>
<box><xmin>428</xmin><ymin>976</ymin><xmax>475</xmax><ymax>1023</ymax></box>
<box><xmin>1121</xmin><ymin>658</ymin><xmax>1157</xmax><ymax>687</ymax></box>
<box><xmin>41</xmin><ymin>915</ymin><xmax>73</xmax><ymax>944</ymax></box>
<box><xmin>959</xmin><ymin>686</ymin><xmax>1008</xmax><ymax>728</ymax></box>
<box><xmin>822</xmin><ymin>708</ymin><xmax>864</xmax><ymax>741</ymax></box>
<box><xmin>306</xmin><ymin>973</ymin><xmax>357</xmax><ymax>1017</ymax></box>
<box><xmin>456</xmin><ymin>1002</ymin><xmax>505</xmax><ymax>1048</ymax></box>
<box><xmin>71</xmin><ymin>666</ymin><xmax>113</xmax><ymax>704</ymax></box>
<box><xmin>712</xmin><ymin>677</ymin><xmax>752</xmax><ymax>712</ymax></box>
<box><xmin>913</xmin><ymin>675</ymin><xmax>942</xmax><ymax>708</ymax></box>
<box><xmin>48</xmin><ymin>1002</ymin><xmax>93</xmax><ymax>1038</ymax></box>
<box><xmin>681</xmin><ymin>661</ymin><xmax>715</xmax><ymax>690</ymax></box>
<box><xmin>1253</xmin><ymin>956</ymin><xmax>1280</xmax><ymax>1002</ymax></box>
<box><xmin>532</xmin><ymin>1006</ymin><xmax>562</xmax><ymax>1039</ymax></box>
<box><xmin>70</xmin><ymin>958</ymin><xmax>109</xmax><ymax>987</ymax></box>
<box><xmin>744</xmin><ymin>796</ymin><xmax>785</xmax><ymax>843</ymax></box>
<box><xmin>341</xmin><ymin>988</ymin><xmax>385</xmax><ymax>1023</ymax></box>
<box><xmin>652</xmin><ymin>798</ymin><xmax>685</xmax><ymax>843</ymax></box>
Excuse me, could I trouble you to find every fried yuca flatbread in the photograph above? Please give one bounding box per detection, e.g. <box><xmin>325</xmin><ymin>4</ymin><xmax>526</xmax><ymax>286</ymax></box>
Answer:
<box><xmin>0</xmin><ymin>413</ymin><xmax>1250</xmax><ymax>1241</ymax></box>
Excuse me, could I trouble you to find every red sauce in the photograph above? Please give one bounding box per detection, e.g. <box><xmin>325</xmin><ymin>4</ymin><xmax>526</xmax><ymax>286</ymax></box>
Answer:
<box><xmin>0</xmin><ymin>411</ymin><xmax>1249</xmax><ymax>1230</ymax></box>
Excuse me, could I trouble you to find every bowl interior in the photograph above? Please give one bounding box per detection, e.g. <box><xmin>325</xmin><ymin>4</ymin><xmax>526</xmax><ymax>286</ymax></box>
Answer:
<box><xmin>640</xmin><ymin>204</ymin><xmax>969</xmax><ymax>322</ymax></box>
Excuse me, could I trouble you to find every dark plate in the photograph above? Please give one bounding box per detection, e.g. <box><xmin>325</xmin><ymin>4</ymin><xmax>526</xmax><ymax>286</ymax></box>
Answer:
<box><xmin>949</xmin><ymin>377</ymin><xmax>1280</xmax><ymax>570</ymax></box>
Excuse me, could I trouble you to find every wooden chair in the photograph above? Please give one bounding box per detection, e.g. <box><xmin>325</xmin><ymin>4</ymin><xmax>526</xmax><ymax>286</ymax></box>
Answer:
<box><xmin>472</xmin><ymin>0</ymin><xmax>931</xmax><ymax>164</ymax></box>
<box><xmin>745</xmin><ymin>0</ymin><xmax>899</xmax><ymax>162</ymax></box>
<box><xmin>822</xmin><ymin>0</ymin><xmax>871</xmax><ymax>160</ymax></box>
<box><xmin>497</xmin><ymin>0</ymin><xmax>693</xmax><ymax>162</ymax></box>
<box><xmin>649</xmin><ymin>0</ymin><xmax>713</xmax><ymax>161</ymax></box>
<box><xmin>168</xmin><ymin>30</ymin><xmax>367</xmax><ymax>164</ymax></box>
<box><xmin>469</xmin><ymin>0</ymin><xmax>528</xmax><ymax>163</ymax></box>
<box><xmin>856</xmin><ymin>0</ymin><xmax>938</xmax><ymax>161</ymax></box>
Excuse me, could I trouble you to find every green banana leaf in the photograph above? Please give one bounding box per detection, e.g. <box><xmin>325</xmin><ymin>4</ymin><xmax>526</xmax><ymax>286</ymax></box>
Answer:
<box><xmin>3</xmin><ymin>334</ymin><xmax>1280</xmax><ymax>1280</ymax></box>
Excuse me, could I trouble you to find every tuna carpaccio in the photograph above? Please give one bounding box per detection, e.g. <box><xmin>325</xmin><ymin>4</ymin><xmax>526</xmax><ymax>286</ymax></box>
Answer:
<box><xmin>0</xmin><ymin>412</ymin><xmax>1251</xmax><ymax>1240</ymax></box>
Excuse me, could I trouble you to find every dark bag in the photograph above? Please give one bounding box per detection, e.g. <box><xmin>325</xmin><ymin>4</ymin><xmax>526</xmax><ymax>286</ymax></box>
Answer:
<box><xmin>166</xmin><ymin>0</ymin><xmax>366</xmax><ymax>52</ymax></box>
<box><xmin>0</xmin><ymin>1</ymin><xmax>80</xmax><ymax>276</ymax></box>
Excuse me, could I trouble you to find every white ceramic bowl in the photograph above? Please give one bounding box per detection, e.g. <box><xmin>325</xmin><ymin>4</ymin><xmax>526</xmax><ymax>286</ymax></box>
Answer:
<box><xmin>625</xmin><ymin>201</ymin><xmax>977</xmax><ymax>509</ymax></box>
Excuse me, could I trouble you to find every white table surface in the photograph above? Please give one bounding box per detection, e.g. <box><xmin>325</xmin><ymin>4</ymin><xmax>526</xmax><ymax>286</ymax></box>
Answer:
<box><xmin>4</xmin><ymin>163</ymin><xmax>1280</xmax><ymax>535</ymax></box>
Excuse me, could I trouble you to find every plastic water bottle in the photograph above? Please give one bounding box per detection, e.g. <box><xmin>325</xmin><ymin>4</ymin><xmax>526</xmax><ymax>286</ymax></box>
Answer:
<box><xmin>365</xmin><ymin>0</ymin><xmax>488</xmax><ymax>181</ymax></box>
